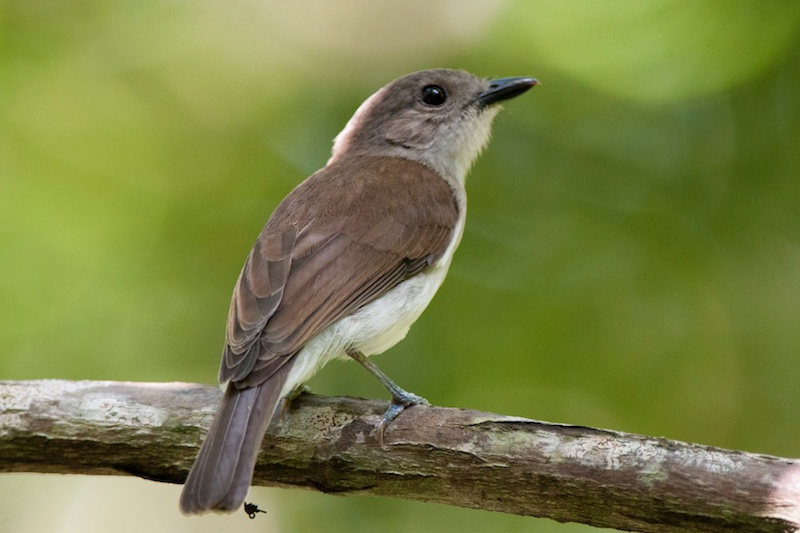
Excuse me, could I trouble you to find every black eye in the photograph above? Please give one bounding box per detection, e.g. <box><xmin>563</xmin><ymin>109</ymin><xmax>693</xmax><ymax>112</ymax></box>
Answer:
<box><xmin>420</xmin><ymin>85</ymin><xmax>447</xmax><ymax>106</ymax></box>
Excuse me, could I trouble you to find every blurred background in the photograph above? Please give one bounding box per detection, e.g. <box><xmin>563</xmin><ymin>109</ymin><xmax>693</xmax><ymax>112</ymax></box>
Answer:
<box><xmin>2</xmin><ymin>0</ymin><xmax>800</xmax><ymax>531</ymax></box>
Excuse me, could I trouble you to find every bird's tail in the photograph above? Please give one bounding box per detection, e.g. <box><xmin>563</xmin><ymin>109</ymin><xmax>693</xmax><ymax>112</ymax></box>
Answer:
<box><xmin>179</xmin><ymin>366</ymin><xmax>289</xmax><ymax>515</ymax></box>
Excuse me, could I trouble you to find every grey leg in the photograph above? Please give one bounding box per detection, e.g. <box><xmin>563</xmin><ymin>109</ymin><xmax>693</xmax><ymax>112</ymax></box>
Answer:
<box><xmin>347</xmin><ymin>350</ymin><xmax>429</xmax><ymax>446</ymax></box>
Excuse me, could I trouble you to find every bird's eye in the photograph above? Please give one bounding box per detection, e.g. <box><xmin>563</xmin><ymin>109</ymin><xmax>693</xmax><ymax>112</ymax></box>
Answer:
<box><xmin>420</xmin><ymin>85</ymin><xmax>447</xmax><ymax>106</ymax></box>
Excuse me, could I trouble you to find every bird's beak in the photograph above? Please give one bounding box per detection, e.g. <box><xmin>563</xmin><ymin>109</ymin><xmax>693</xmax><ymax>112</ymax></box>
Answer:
<box><xmin>477</xmin><ymin>77</ymin><xmax>540</xmax><ymax>108</ymax></box>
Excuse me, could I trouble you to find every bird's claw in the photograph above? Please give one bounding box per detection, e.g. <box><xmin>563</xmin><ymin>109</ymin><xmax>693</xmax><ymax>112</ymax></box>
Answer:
<box><xmin>376</xmin><ymin>391</ymin><xmax>429</xmax><ymax>448</ymax></box>
<box><xmin>280</xmin><ymin>384</ymin><xmax>311</xmax><ymax>423</ymax></box>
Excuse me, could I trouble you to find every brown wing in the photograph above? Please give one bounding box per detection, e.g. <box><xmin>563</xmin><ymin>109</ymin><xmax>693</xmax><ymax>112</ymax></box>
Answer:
<box><xmin>219</xmin><ymin>155</ymin><xmax>459</xmax><ymax>388</ymax></box>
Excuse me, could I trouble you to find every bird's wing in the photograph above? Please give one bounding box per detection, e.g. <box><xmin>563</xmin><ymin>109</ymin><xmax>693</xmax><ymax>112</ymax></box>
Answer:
<box><xmin>219</xmin><ymin>155</ymin><xmax>460</xmax><ymax>387</ymax></box>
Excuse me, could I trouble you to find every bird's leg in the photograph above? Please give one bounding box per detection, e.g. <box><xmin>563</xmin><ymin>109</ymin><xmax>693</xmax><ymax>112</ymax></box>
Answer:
<box><xmin>347</xmin><ymin>350</ymin><xmax>429</xmax><ymax>447</ymax></box>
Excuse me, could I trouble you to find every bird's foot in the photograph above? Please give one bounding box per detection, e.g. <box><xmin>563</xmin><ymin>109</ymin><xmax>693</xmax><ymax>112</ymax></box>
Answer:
<box><xmin>377</xmin><ymin>389</ymin><xmax>429</xmax><ymax>448</ymax></box>
<box><xmin>280</xmin><ymin>384</ymin><xmax>311</xmax><ymax>422</ymax></box>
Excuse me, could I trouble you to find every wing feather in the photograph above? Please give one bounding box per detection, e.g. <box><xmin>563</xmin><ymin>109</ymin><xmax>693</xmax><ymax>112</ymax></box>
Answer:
<box><xmin>219</xmin><ymin>155</ymin><xmax>459</xmax><ymax>387</ymax></box>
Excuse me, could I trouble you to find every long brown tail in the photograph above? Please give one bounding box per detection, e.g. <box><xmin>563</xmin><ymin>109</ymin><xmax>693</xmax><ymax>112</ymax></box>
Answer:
<box><xmin>179</xmin><ymin>366</ymin><xmax>290</xmax><ymax>515</ymax></box>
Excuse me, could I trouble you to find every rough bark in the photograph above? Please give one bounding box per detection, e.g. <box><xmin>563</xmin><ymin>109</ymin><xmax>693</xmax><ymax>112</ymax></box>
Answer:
<box><xmin>0</xmin><ymin>379</ymin><xmax>798</xmax><ymax>532</ymax></box>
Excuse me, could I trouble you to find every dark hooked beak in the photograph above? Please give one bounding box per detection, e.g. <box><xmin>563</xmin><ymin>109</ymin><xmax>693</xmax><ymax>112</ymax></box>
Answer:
<box><xmin>477</xmin><ymin>77</ymin><xmax>540</xmax><ymax>108</ymax></box>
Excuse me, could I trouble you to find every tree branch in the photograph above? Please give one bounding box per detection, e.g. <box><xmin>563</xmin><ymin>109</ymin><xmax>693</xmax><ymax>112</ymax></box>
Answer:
<box><xmin>0</xmin><ymin>379</ymin><xmax>798</xmax><ymax>532</ymax></box>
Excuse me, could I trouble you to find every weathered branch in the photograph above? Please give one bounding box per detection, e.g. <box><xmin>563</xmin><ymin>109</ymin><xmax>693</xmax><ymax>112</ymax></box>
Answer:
<box><xmin>0</xmin><ymin>379</ymin><xmax>798</xmax><ymax>532</ymax></box>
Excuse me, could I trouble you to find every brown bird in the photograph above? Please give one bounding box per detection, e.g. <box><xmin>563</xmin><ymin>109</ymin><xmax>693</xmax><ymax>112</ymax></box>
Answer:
<box><xmin>179</xmin><ymin>68</ymin><xmax>538</xmax><ymax>515</ymax></box>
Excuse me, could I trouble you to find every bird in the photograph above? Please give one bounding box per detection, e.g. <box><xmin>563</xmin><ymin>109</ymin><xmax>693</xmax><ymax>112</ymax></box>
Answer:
<box><xmin>179</xmin><ymin>68</ymin><xmax>538</xmax><ymax>515</ymax></box>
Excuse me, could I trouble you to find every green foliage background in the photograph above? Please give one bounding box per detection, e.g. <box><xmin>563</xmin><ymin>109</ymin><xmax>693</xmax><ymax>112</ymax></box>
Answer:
<box><xmin>2</xmin><ymin>1</ymin><xmax>799</xmax><ymax>531</ymax></box>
